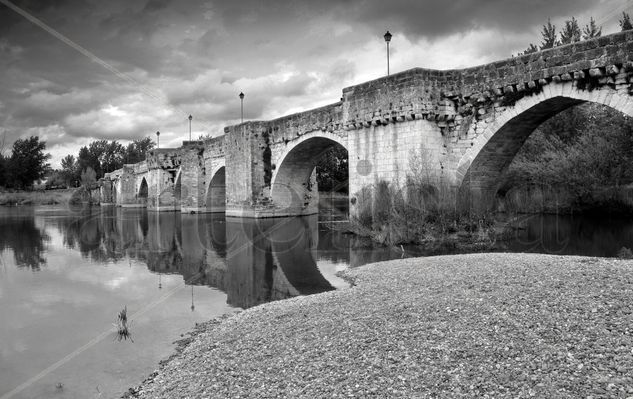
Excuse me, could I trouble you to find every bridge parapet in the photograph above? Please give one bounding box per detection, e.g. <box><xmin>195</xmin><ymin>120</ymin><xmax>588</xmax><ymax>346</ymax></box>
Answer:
<box><xmin>146</xmin><ymin>148</ymin><xmax>181</xmax><ymax>170</ymax></box>
<box><xmin>343</xmin><ymin>31</ymin><xmax>633</xmax><ymax>139</ymax></box>
<box><xmin>132</xmin><ymin>160</ymin><xmax>148</xmax><ymax>174</ymax></box>
<box><xmin>203</xmin><ymin>135</ymin><xmax>225</xmax><ymax>159</ymax></box>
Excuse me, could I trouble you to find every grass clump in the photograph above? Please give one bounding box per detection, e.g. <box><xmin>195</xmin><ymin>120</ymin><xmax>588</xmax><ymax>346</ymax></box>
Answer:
<box><xmin>350</xmin><ymin>149</ymin><xmax>494</xmax><ymax>247</ymax></box>
<box><xmin>0</xmin><ymin>188</ymin><xmax>76</xmax><ymax>206</ymax></box>
<box><xmin>114</xmin><ymin>306</ymin><xmax>133</xmax><ymax>342</ymax></box>
<box><xmin>617</xmin><ymin>246</ymin><xmax>633</xmax><ymax>259</ymax></box>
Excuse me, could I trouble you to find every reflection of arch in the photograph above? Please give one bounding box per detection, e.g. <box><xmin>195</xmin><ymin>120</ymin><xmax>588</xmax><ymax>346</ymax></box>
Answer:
<box><xmin>268</xmin><ymin>216</ymin><xmax>334</xmax><ymax>295</ymax></box>
<box><xmin>112</xmin><ymin>181</ymin><xmax>118</xmax><ymax>204</ymax></box>
<box><xmin>206</xmin><ymin>166</ymin><xmax>226</xmax><ymax>212</ymax></box>
<box><xmin>114</xmin><ymin>179</ymin><xmax>121</xmax><ymax>205</ymax></box>
<box><xmin>224</xmin><ymin>216</ymin><xmax>334</xmax><ymax>308</ymax></box>
<box><xmin>456</xmin><ymin>84</ymin><xmax>633</xmax><ymax>212</ymax></box>
<box><xmin>174</xmin><ymin>169</ymin><xmax>182</xmax><ymax>209</ymax></box>
<box><xmin>138</xmin><ymin>177</ymin><xmax>148</xmax><ymax>207</ymax></box>
<box><xmin>271</xmin><ymin>132</ymin><xmax>348</xmax><ymax>214</ymax></box>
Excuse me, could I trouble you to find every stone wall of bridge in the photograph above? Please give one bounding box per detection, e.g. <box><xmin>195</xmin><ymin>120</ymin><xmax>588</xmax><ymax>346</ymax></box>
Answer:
<box><xmin>100</xmin><ymin>30</ymin><xmax>633</xmax><ymax>216</ymax></box>
<box><xmin>102</xmin><ymin>136</ymin><xmax>227</xmax><ymax>213</ymax></box>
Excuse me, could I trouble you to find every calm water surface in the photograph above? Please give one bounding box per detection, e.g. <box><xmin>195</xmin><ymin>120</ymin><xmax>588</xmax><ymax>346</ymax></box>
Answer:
<box><xmin>1</xmin><ymin>204</ymin><xmax>632</xmax><ymax>398</ymax></box>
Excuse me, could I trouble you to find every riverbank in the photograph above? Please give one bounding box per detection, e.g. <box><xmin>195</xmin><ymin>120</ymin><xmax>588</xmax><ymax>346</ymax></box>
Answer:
<box><xmin>0</xmin><ymin>188</ymin><xmax>75</xmax><ymax>206</ymax></box>
<box><xmin>125</xmin><ymin>253</ymin><xmax>633</xmax><ymax>398</ymax></box>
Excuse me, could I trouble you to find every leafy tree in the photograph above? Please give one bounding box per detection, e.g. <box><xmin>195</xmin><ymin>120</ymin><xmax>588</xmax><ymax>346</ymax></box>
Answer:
<box><xmin>77</xmin><ymin>145</ymin><xmax>101</xmax><ymax>178</ymax></box>
<box><xmin>560</xmin><ymin>17</ymin><xmax>581</xmax><ymax>44</ymax></box>
<box><xmin>316</xmin><ymin>146</ymin><xmax>348</xmax><ymax>193</ymax></box>
<box><xmin>8</xmin><ymin>136</ymin><xmax>51</xmax><ymax>189</ymax></box>
<box><xmin>101</xmin><ymin>141</ymin><xmax>125</xmax><ymax>174</ymax></box>
<box><xmin>620</xmin><ymin>11</ymin><xmax>633</xmax><ymax>31</ymax></box>
<box><xmin>61</xmin><ymin>154</ymin><xmax>79</xmax><ymax>187</ymax></box>
<box><xmin>0</xmin><ymin>154</ymin><xmax>6</xmax><ymax>187</ymax></box>
<box><xmin>81</xmin><ymin>166</ymin><xmax>97</xmax><ymax>188</ymax></box>
<box><xmin>0</xmin><ymin>132</ymin><xmax>8</xmax><ymax>187</ymax></box>
<box><xmin>540</xmin><ymin>19</ymin><xmax>558</xmax><ymax>49</ymax></box>
<box><xmin>45</xmin><ymin>170</ymin><xmax>67</xmax><ymax>189</ymax></box>
<box><xmin>521</xmin><ymin>43</ymin><xmax>539</xmax><ymax>55</ymax></box>
<box><xmin>504</xmin><ymin>104</ymin><xmax>633</xmax><ymax>206</ymax></box>
<box><xmin>583</xmin><ymin>17</ymin><xmax>602</xmax><ymax>39</ymax></box>
<box><xmin>125</xmin><ymin>137</ymin><xmax>155</xmax><ymax>164</ymax></box>
<box><xmin>77</xmin><ymin>139</ymin><xmax>126</xmax><ymax>179</ymax></box>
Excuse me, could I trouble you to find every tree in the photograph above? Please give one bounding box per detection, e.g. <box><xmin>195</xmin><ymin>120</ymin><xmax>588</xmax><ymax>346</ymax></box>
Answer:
<box><xmin>61</xmin><ymin>154</ymin><xmax>78</xmax><ymax>187</ymax></box>
<box><xmin>560</xmin><ymin>17</ymin><xmax>581</xmax><ymax>44</ymax></box>
<box><xmin>0</xmin><ymin>154</ymin><xmax>6</xmax><ymax>187</ymax></box>
<box><xmin>80</xmin><ymin>166</ymin><xmax>97</xmax><ymax>188</ymax></box>
<box><xmin>583</xmin><ymin>17</ymin><xmax>602</xmax><ymax>40</ymax></box>
<box><xmin>620</xmin><ymin>12</ymin><xmax>633</xmax><ymax>31</ymax></box>
<box><xmin>100</xmin><ymin>141</ymin><xmax>125</xmax><ymax>174</ymax></box>
<box><xmin>316</xmin><ymin>146</ymin><xmax>348</xmax><ymax>193</ymax></box>
<box><xmin>540</xmin><ymin>19</ymin><xmax>558</xmax><ymax>49</ymax></box>
<box><xmin>8</xmin><ymin>136</ymin><xmax>51</xmax><ymax>189</ymax></box>
<box><xmin>76</xmin><ymin>139</ymin><xmax>126</xmax><ymax>179</ymax></box>
<box><xmin>521</xmin><ymin>43</ymin><xmax>539</xmax><ymax>55</ymax></box>
<box><xmin>0</xmin><ymin>131</ymin><xmax>7</xmax><ymax>187</ymax></box>
<box><xmin>77</xmin><ymin>144</ymin><xmax>101</xmax><ymax>178</ymax></box>
<box><xmin>124</xmin><ymin>137</ymin><xmax>155</xmax><ymax>164</ymax></box>
<box><xmin>46</xmin><ymin>170</ymin><xmax>67</xmax><ymax>189</ymax></box>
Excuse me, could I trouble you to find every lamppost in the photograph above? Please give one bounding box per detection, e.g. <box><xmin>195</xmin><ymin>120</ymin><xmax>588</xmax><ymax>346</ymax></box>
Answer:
<box><xmin>188</xmin><ymin>115</ymin><xmax>192</xmax><ymax>141</ymax></box>
<box><xmin>156</xmin><ymin>131</ymin><xmax>160</xmax><ymax>149</ymax></box>
<box><xmin>239</xmin><ymin>92</ymin><xmax>244</xmax><ymax>123</ymax></box>
<box><xmin>384</xmin><ymin>30</ymin><xmax>392</xmax><ymax>76</ymax></box>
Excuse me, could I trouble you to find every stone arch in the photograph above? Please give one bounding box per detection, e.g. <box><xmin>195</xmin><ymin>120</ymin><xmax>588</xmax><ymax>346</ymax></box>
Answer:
<box><xmin>138</xmin><ymin>177</ymin><xmax>148</xmax><ymax>206</ymax></box>
<box><xmin>271</xmin><ymin>132</ymin><xmax>348</xmax><ymax>214</ymax></box>
<box><xmin>206</xmin><ymin>165</ymin><xmax>226</xmax><ymax>212</ymax></box>
<box><xmin>455</xmin><ymin>83</ymin><xmax>633</xmax><ymax>212</ymax></box>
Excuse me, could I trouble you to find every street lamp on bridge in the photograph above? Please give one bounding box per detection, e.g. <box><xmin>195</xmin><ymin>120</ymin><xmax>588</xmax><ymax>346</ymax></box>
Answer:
<box><xmin>384</xmin><ymin>30</ymin><xmax>392</xmax><ymax>76</ymax></box>
<box><xmin>188</xmin><ymin>114</ymin><xmax>193</xmax><ymax>141</ymax></box>
<box><xmin>239</xmin><ymin>92</ymin><xmax>244</xmax><ymax>123</ymax></box>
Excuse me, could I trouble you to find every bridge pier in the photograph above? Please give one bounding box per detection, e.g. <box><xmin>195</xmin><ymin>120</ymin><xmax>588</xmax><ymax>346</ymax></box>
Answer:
<box><xmin>178</xmin><ymin>142</ymin><xmax>207</xmax><ymax>214</ymax></box>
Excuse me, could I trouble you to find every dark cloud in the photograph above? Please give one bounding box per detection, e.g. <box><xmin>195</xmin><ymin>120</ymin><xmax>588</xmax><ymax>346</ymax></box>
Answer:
<box><xmin>349</xmin><ymin>0</ymin><xmax>596</xmax><ymax>38</ymax></box>
<box><xmin>0</xmin><ymin>0</ymin><xmax>628</xmax><ymax>167</ymax></box>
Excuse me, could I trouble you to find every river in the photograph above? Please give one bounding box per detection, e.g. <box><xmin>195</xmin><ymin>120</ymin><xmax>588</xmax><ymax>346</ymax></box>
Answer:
<box><xmin>0</xmin><ymin>204</ymin><xmax>632</xmax><ymax>398</ymax></box>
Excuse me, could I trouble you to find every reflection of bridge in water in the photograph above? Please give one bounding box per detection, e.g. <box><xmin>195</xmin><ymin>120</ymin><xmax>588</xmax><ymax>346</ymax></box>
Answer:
<box><xmin>49</xmin><ymin>207</ymin><xmax>340</xmax><ymax>309</ymax></box>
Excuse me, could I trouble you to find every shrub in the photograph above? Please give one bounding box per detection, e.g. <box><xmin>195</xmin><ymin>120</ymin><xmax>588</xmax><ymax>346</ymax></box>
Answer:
<box><xmin>617</xmin><ymin>246</ymin><xmax>633</xmax><ymax>259</ymax></box>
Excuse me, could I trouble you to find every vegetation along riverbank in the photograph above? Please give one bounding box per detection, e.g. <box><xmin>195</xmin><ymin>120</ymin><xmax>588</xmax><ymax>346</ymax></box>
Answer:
<box><xmin>125</xmin><ymin>253</ymin><xmax>633</xmax><ymax>398</ymax></box>
<box><xmin>0</xmin><ymin>188</ymin><xmax>75</xmax><ymax>206</ymax></box>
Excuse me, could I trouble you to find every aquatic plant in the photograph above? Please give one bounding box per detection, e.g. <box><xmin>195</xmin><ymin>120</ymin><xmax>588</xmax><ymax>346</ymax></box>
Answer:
<box><xmin>114</xmin><ymin>306</ymin><xmax>133</xmax><ymax>342</ymax></box>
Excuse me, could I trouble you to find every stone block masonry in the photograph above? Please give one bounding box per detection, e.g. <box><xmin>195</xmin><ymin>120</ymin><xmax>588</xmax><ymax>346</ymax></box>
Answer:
<box><xmin>100</xmin><ymin>30</ymin><xmax>633</xmax><ymax>216</ymax></box>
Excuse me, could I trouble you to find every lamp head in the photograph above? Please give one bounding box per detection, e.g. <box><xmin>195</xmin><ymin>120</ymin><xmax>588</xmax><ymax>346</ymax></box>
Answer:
<box><xmin>384</xmin><ymin>30</ymin><xmax>392</xmax><ymax>42</ymax></box>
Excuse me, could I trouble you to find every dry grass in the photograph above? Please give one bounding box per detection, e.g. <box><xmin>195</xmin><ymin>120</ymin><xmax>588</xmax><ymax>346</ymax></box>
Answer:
<box><xmin>0</xmin><ymin>188</ymin><xmax>76</xmax><ymax>206</ymax></box>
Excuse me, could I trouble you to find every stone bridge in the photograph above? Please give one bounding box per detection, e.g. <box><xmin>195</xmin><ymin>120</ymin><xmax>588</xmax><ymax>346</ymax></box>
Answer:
<box><xmin>101</xmin><ymin>30</ymin><xmax>633</xmax><ymax>216</ymax></box>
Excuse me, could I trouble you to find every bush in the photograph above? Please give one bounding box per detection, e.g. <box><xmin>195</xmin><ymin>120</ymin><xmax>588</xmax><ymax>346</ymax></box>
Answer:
<box><xmin>617</xmin><ymin>246</ymin><xmax>633</xmax><ymax>259</ymax></box>
<box><xmin>351</xmin><ymin>176</ymin><xmax>477</xmax><ymax>246</ymax></box>
<box><xmin>350</xmin><ymin>148</ymin><xmax>495</xmax><ymax>246</ymax></box>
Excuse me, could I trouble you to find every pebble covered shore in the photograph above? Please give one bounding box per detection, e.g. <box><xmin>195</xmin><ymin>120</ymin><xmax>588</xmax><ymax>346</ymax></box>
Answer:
<box><xmin>127</xmin><ymin>253</ymin><xmax>633</xmax><ymax>398</ymax></box>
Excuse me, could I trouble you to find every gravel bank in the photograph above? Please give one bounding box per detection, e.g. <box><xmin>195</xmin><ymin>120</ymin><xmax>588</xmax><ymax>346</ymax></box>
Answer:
<box><xmin>127</xmin><ymin>253</ymin><xmax>633</xmax><ymax>398</ymax></box>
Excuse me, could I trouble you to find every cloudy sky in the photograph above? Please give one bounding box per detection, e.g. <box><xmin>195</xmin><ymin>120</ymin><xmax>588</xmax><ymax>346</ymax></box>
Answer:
<box><xmin>0</xmin><ymin>0</ymin><xmax>631</xmax><ymax>167</ymax></box>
